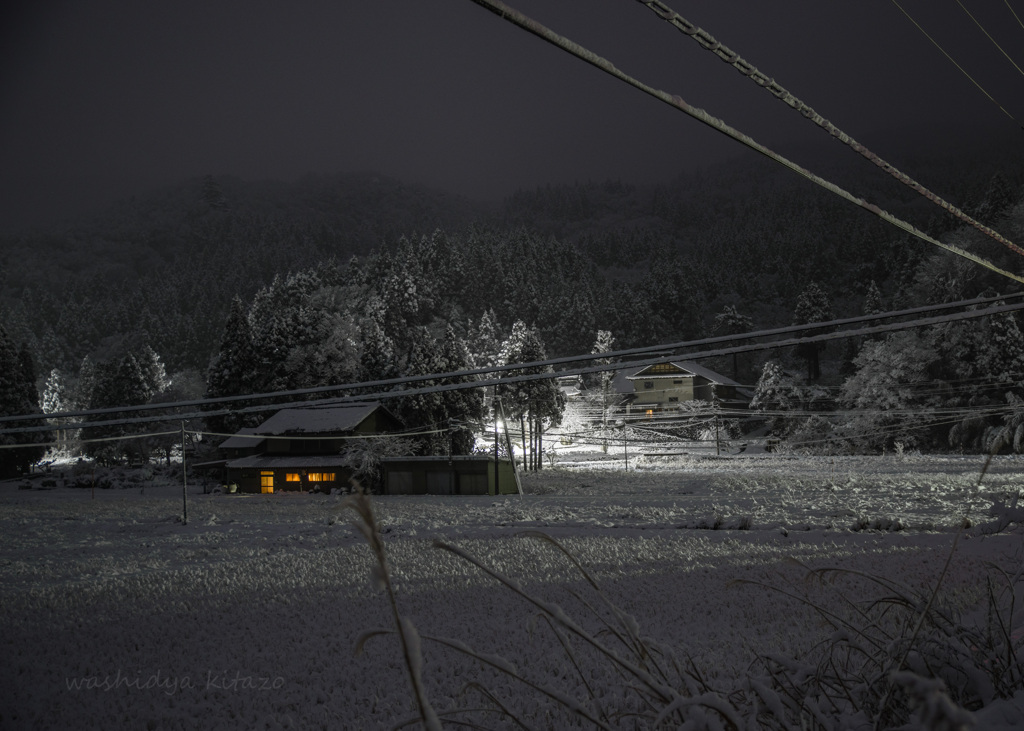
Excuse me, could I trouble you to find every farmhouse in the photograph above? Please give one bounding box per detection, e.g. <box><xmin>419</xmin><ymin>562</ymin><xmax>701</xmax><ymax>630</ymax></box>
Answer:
<box><xmin>613</xmin><ymin>361</ymin><xmax>751</xmax><ymax>417</ymax></box>
<box><xmin>219</xmin><ymin>402</ymin><xmax>403</xmax><ymax>493</ymax></box>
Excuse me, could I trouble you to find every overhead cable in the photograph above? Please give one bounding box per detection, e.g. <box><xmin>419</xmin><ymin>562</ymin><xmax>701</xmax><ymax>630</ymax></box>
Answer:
<box><xmin>7</xmin><ymin>293</ymin><xmax>1019</xmax><ymax>428</ymax></box>
<box><xmin>1006</xmin><ymin>0</ymin><xmax>1024</xmax><ymax>32</ymax></box>
<box><xmin>635</xmin><ymin>0</ymin><xmax>1024</xmax><ymax>256</ymax></box>
<box><xmin>465</xmin><ymin>0</ymin><xmax>1024</xmax><ymax>283</ymax></box>
<box><xmin>954</xmin><ymin>0</ymin><xmax>1024</xmax><ymax>80</ymax></box>
<box><xmin>889</xmin><ymin>0</ymin><xmax>1024</xmax><ymax>128</ymax></box>
<box><xmin>4</xmin><ymin>299</ymin><xmax>1024</xmax><ymax>439</ymax></box>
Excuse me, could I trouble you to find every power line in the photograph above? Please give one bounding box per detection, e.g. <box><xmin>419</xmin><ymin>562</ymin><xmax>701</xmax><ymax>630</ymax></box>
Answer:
<box><xmin>889</xmin><ymin>0</ymin><xmax>1024</xmax><ymax>128</ymax></box>
<box><xmin>5</xmin><ymin>289</ymin><xmax>1021</xmax><ymax>429</ymax></box>
<box><xmin>1006</xmin><ymin>0</ymin><xmax>1024</xmax><ymax>32</ymax></box>
<box><xmin>465</xmin><ymin>0</ymin><xmax>1024</xmax><ymax>283</ymax></box>
<box><xmin>954</xmin><ymin>0</ymin><xmax>1024</xmax><ymax>80</ymax></box>
<box><xmin>635</xmin><ymin>0</ymin><xmax>1024</xmax><ymax>257</ymax></box>
<box><xmin>4</xmin><ymin>298</ymin><xmax>1023</xmax><ymax>439</ymax></box>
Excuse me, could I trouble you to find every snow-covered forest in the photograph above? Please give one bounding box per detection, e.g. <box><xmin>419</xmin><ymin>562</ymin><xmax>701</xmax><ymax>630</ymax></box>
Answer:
<box><xmin>2</xmin><ymin>133</ymin><xmax>1024</xmax><ymax>469</ymax></box>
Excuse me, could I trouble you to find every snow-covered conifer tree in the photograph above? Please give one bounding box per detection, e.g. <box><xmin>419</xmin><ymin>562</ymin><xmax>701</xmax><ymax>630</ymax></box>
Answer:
<box><xmin>713</xmin><ymin>305</ymin><xmax>753</xmax><ymax>380</ymax></box>
<box><xmin>0</xmin><ymin>328</ymin><xmax>47</xmax><ymax>476</ymax></box>
<box><xmin>499</xmin><ymin>321</ymin><xmax>566</xmax><ymax>470</ymax></box>
<box><xmin>793</xmin><ymin>281</ymin><xmax>833</xmax><ymax>381</ymax></box>
<box><xmin>358</xmin><ymin>305</ymin><xmax>398</xmax><ymax>384</ymax></box>
<box><xmin>205</xmin><ymin>296</ymin><xmax>257</xmax><ymax>434</ymax></box>
<box><xmin>751</xmin><ymin>360</ymin><xmax>798</xmax><ymax>437</ymax></box>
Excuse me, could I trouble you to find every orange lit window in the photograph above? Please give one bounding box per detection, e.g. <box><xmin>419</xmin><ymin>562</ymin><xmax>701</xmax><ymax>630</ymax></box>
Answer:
<box><xmin>645</xmin><ymin>409</ymin><xmax>654</xmax><ymax>418</ymax></box>
<box><xmin>308</xmin><ymin>473</ymin><xmax>337</xmax><ymax>482</ymax></box>
<box><xmin>260</xmin><ymin>471</ymin><xmax>274</xmax><ymax>493</ymax></box>
<box><xmin>286</xmin><ymin>473</ymin><xmax>300</xmax><ymax>482</ymax></box>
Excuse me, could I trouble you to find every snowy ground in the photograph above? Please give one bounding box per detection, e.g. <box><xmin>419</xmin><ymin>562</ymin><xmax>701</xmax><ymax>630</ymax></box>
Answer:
<box><xmin>2</xmin><ymin>452</ymin><xmax>1023</xmax><ymax>729</ymax></box>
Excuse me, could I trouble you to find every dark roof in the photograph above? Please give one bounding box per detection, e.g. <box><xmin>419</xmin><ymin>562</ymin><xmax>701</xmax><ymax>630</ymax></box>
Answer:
<box><xmin>251</xmin><ymin>402</ymin><xmax>392</xmax><ymax>436</ymax></box>
<box><xmin>226</xmin><ymin>455</ymin><xmax>354</xmax><ymax>469</ymax></box>
<box><xmin>217</xmin><ymin>427</ymin><xmax>264</xmax><ymax>450</ymax></box>
<box><xmin>381</xmin><ymin>455</ymin><xmax>504</xmax><ymax>463</ymax></box>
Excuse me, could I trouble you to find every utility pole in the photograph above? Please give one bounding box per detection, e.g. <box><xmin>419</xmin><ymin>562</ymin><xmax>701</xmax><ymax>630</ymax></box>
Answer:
<box><xmin>447</xmin><ymin>418</ymin><xmax>454</xmax><ymax>495</ymax></box>
<box><xmin>712</xmin><ymin>384</ymin><xmax>721</xmax><ymax>457</ymax></box>
<box><xmin>181</xmin><ymin>421</ymin><xmax>188</xmax><ymax>525</ymax></box>
<box><xmin>618</xmin><ymin>419</ymin><xmax>628</xmax><ymax>471</ymax></box>
<box><xmin>493</xmin><ymin>386</ymin><xmax>500</xmax><ymax>496</ymax></box>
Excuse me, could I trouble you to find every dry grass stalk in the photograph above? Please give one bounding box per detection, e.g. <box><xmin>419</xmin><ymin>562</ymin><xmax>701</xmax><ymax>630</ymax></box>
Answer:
<box><xmin>344</xmin><ymin>484</ymin><xmax>442</xmax><ymax>731</ymax></box>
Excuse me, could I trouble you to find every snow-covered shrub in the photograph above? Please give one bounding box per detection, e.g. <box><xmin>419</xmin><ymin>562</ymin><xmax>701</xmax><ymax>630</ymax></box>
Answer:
<box><xmin>786</xmin><ymin>414</ymin><xmax>842</xmax><ymax>455</ymax></box>
<box><xmin>338</xmin><ymin>436</ymin><xmax>416</xmax><ymax>492</ymax></box>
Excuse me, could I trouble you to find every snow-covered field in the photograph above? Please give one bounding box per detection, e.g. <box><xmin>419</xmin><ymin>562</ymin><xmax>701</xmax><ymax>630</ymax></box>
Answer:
<box><xmin>2</xmin><ymin>453</ymin><xmax>1023</xmax><ymax>729</ymax></box>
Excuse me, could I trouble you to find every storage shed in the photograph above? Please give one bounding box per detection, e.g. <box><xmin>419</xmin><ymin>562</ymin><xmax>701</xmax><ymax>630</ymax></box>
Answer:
<box><xmin>380</xmin><ymin>456</ymin><xmax>518</xmax><ymax>496</ymax></box>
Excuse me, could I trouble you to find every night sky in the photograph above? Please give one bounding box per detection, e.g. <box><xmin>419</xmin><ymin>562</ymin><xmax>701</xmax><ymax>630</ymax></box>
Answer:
<box><xmin>2</xmin><ymin>0</ymin><xmax>1022</xmax><ymax>231</ymax></box>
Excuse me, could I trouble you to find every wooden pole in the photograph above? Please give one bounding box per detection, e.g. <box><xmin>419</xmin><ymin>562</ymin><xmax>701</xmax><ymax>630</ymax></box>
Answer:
<box><xmin>623</xmin><ymin>424</ymin><xmax>629</xmax><ymax>471</ymax></box>
<box><xmin>181</xmin><ymin>421</ymin><xmax>188</xmax><ymax>525</ymax></box>
<box><xmin>493</xmin><ymin>386</ymin><xmax>499</xmax><ymax>496</ymax></box>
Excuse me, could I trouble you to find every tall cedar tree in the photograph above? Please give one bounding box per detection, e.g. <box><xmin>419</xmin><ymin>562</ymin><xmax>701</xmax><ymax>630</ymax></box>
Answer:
<box><xmin>498</xmin><ymin>321</ymin><xmax>566</xmax><ymax>471</ymax></box>
<box><xmin>395</xmin><ymin>326</ymin><xmax>483</xmax><ymax>456</ymax></box>
<box><xmin>205</xmin><ymin>295</ymin><xmax>257</xmax><ymax>435</ymax></box>
<box><xmin>793</xmin><ymin>281</ymin><xmax>833</xmax><ymax>381</ymax></box>
<box><xmin>82</xmin><ymin>353</ymin><xmax>154</xmax><ymax>464</ymax></box>
<box><xmin>0</xmin><ymin>328</ymin><xmax>48</xmax><ymax>477</ymax></box>
<box><xmin>713</xmin><ymin>306</ymin><xmax>753</xmax><ymax>380</ymax></box>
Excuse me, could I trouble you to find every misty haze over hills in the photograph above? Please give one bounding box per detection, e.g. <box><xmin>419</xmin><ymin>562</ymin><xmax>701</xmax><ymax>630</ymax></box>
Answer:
<box><xmin>2</xmin><ymin>125</ymin><xmax>1022</xmax><ymax>381</ymax></box>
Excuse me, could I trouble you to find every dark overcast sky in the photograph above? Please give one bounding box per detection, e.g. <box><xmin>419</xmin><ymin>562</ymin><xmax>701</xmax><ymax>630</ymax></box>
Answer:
<box><xmin>1</xmin><ymin>0</ymin><xmax>1022</xmax><ymax>231</ymax></box>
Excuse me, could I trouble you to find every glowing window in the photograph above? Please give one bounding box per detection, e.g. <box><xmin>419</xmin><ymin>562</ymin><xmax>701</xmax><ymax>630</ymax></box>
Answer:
<box><xmin>308</xmin><ymin>473</ymin><xmax>335</xmax><ymax>482</ymax></box>
<box><xmin>645</xmin><ymin>409</ymin><xmax>654</xmax><ymax>417</ymax></box>
<box><xmin>260</xmin><ymin>471</ymin><xmax>274</xmax><ymax>493</ymax></box>
<box><xmin>650</xmin><ymin>363</ymin><xmax>681</xmax><ymax>374</ymax></box>
<box><xmin>286</xmin><ymin>473</ymin><xmax>300</xmax><ymax>482</ymax></box>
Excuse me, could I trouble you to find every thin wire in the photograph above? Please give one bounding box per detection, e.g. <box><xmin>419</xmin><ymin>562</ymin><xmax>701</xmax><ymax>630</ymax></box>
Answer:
<box><xmin>1006</xmin><ymin>0</ymin><xmax>1024</xmax><ymax>32</ymax></box>
<box><xmin>954</xmin><ymin>0</ymin><xmax>1024</xmax><ymax>79</ymax></box>
<box><xmin>635</xmin><ymin>0</ymin><xmax>1024</xmax><ymax>256</ymax></box>
<box><xmin>6</xmin><ymin>293</ymin><xmax>1020</xmax><ymax>427</ymax></box>
<box><xmin>889</xmin><ymin>0</ymin><xmax>1024</xmax><ymax>127</ymax></box>
<box><xmin>6</xmin><ymin>299</ymin><xmax>1024</xmax><ymax>438</ymax></box>
<box><xmin>466</xmin><ymin>0</ymin><xmax>1024</xmax><ymax>283</ymax></box>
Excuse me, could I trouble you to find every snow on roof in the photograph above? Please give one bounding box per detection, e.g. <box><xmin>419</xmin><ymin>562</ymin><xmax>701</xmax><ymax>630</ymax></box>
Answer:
<box><xmin>217</xmin><ymin>427</ymin><xmax>264</xmax><ymax>450</ymax></box>
<box><xmin>381</xmin><ymin>455</ymin><xmax>505</xmax><ymax>463</ymax></box>
<box><xmin>226</xmin><ymin>455</ymin><xmax>353</xmax><ymax>469</ymax></box>
<box><xmin>622</xmin><ymin>361</ymin><xmax>741</xmax><ymax>387</ymax></box>
<box><xmin>251</xmin><ymin>402</ymin><xmax>384</xmax><ymax>436</ymax></box>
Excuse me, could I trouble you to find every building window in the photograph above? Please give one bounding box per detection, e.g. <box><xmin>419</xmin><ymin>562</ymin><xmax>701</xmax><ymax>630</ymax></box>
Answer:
<box><xmin>260</xmin><ymin>471</ymin><xmax>274</xmax><ymax>494</ymax></box>
<box><xmin>308</xmin><ymin>473</ymin><xmax>336</xmax><ymax>482</ymax></box>
<box><xmin>668</xmin><ymin>397</ymin><xmax>679</xmax><ymax>402</ymax></box>
<box><xmin>650</xmin><ymin>363</ymin><xmax>680</xmax><ymax>374</ymax></box>
<box><xmin>673</xmin><ymin>380</ymin><xmax>683</xmax><ymax>385</ymax></box>
<box><xmin>286</xmin><ymin>473</ymin><xmax>300</xmax><ymax>482</ymax></box>
<box><xmin>644</xmin><ymin>381</ymin><xmax>654</xmax><ymax>389</ymax></box>
<box><xmin>645</xmin><ymin>409</ymin><xmax>654</xmax><ymax>417</ymax></box>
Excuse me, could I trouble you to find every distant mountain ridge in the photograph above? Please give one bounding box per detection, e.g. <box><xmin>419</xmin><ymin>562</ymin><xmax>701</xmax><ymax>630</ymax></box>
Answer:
<box><xmin>1</xmin><ymin>125</ymin><xmax>1021</xmax><ymax>382</ymax></box>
